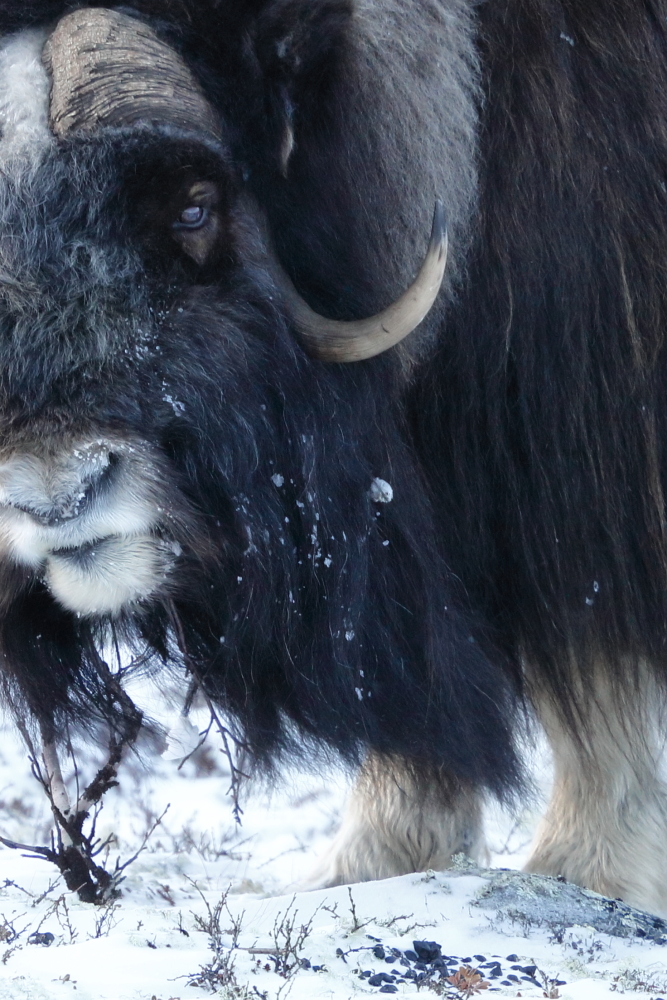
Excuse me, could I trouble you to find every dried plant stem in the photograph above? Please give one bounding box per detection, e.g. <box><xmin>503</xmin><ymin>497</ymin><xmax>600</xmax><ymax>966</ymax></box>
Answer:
<box><xmin>41</xmin><ymin>733</ymin><xmax>73</xmax><ymax>843</ymax></box>
<box><xmin>167</xmin><ymin>599</ymin><xmax>248</xmax><ymax>823</ymax></box>
<box><xmin>0</xmin><ymin>654</ymin><xmax>147</xmax><ymax>904</ymax></box>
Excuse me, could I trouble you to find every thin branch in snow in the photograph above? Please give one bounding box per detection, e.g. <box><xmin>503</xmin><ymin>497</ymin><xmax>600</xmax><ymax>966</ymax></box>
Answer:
<box><xmin>0</xmin><ymin>652</ymin><xmax>162</xmax><ymax>904</ymax></box>
<box><xmin>167</xmin><ymin>598</ymin><xmax>249</xmax><ymax>824</ymax></box>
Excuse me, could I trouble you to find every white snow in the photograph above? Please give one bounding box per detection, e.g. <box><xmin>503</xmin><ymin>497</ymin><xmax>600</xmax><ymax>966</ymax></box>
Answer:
<box><xmin>0</xmin><ymin>679</ymin><xmax>661</xmax><ymax>999</ymax></box>
<box><xmin>369</xmin><ymin>479</ymin><xmax>393</xmax><ymax>504</ymax></box>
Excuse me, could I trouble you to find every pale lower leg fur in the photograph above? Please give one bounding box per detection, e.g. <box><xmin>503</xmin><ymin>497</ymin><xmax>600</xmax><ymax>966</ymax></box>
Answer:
<box><xmin>525</xmin><ymin>666</ymin><xmax>667</xmax><ymax>915</ymax></box>
<box><xmin>308</xmin><ymin>754</ymin><xmax>487</xmax><ymax>887</ymax></box>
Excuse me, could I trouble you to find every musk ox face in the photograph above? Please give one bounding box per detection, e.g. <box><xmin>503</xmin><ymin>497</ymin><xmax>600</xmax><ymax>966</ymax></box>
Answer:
<box><xmin>0</xmin><ymin>120</ymin><xmax>252</xmax><ymax>618</ymax></box>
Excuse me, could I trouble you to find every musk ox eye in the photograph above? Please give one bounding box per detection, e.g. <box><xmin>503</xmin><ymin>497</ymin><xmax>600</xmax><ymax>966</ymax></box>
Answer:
<box><xmin>170</xmin><ymin>184</ymin><xmax>221</xmax><ymax>266</ymax></box>
<box><xmin>174</xmin><ymin>205</ymin><xmax>208</xmax><ymax>230</ymax></box>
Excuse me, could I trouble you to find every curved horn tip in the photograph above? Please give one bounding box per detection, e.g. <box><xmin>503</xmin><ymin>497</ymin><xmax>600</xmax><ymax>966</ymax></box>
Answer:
<box><xmin>430</xmin><ymin>199</ymin><xmax>448</xmax><ymax>257</ymax></box>
<box><xmin>285</xmin><ymin>198</ymin><xmax>449</xmax><ymax>363</ymax></box>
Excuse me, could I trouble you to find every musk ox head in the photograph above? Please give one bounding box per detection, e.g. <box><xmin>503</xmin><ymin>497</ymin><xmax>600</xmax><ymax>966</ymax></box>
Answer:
<box><xmin>0</xmin><ymin>5</ymin><xmax>519</xmax><ymax>794</ymax></box>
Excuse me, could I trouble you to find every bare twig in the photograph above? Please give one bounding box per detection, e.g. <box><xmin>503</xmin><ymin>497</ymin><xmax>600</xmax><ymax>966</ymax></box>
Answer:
<box><xmin>0</xmin><ymin>653</ymin><xmax>151</xmax><ymax>904</ymax></box>
<box><xmin>346</xmin><ymin>887</ymin><xmax>371</xmax><ymax>933</ymax></box>
<box><xmin>167</xmin><ymin>599</ymin><xmax>249</xmax><ymax>823</ymax></box>
<box><xmin>186</xmin><ymin>881</ymin><xmax>245</xmax><ymax>991</ymax></box>
<box><xmin>176</xmin><ymin>718</ymin><xmax>213</xmax><ymax>772</ymax></box>
<box><xmin>268</xmin><ymin>896</ymin><xmax>319</xmax><ymax>978</ymax></box>
<box><xmin>90</xmin><ymin>899</ymin><xmax>121</xmax><ymax>940</ymax></box>
<box><xmin>110</xmin><ymin>805</ymin><xmax>170</xmax><ymax>882</ymax></box>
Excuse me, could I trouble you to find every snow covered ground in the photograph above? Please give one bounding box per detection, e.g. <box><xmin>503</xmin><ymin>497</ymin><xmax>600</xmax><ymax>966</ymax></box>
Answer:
<box><xmin>0</xmin><ymin>677</ymin><xmax>663</xmax><ymax>1000</ymax></box>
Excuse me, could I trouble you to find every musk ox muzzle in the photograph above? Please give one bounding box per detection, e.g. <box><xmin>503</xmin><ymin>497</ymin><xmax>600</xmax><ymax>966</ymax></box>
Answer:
<box><xmin>0</xmin><ymin>440</ymin><xmax>183</xmax><ymax>615</ymax></box>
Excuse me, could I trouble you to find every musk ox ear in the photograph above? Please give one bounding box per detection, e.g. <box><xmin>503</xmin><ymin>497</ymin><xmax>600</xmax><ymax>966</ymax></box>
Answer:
<box><xmin>246</xmin><ymin>0</ymin><xmax>353</xmax><ymax>175</ymax></box>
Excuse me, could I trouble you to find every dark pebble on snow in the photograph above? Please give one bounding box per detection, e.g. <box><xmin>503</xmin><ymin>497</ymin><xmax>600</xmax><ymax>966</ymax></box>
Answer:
<box><xmin>373</xmin><ymin>945</ymin><xmax>386</xmax><ymax>959</ymax></box>
<box><xmin>474</xmin><ymin>955</ymin><xmax>486</xmax><ymax>961</ymax></box>
<box><xmin>404</xmin><ymin>950</ymin><xmax>419</xmax><ymax>962</ymax></box>
<box><xmin>521</xmin><ymin>965</ymin><xmax>538</xmax><ymax>976</ymax></box>
<box><xmin>501</xmin><ymin>981</ymin><xmax>513</xmax><ymax>987</ymax></box>
<box><xmin>414</xmin><ymin>962</ymin><xmax>428</xmax><ymax>971</ymax></box>
<box><xmin>368</xmin><ymin>973</ymin><xmax>395</xmax><ymax>986</ymax></box>
<box><xmin>28</xmin><ymin>932</ymin><xmax>54</xmax><ymax>947</ymax></box>
<box><xmin>506</xmin><ymin>954</ymin><xmax>519</xmax><ymax>961</ymax></box>
<box><xmin>413</xmin><ymin>940</ymin><xmax>442</xmax><ymax>961</ymax></box>
<box><xmin>379</xmin><ymin>988</ymin><xmax>398</xmax><ymax>994</ymax></box>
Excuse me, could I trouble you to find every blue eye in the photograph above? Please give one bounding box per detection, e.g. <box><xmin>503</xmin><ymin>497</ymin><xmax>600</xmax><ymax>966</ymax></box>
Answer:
<box><xmin>175</xmin><ymin>205</ymin><xmax>208</xmax><ymax>229</ymax></box>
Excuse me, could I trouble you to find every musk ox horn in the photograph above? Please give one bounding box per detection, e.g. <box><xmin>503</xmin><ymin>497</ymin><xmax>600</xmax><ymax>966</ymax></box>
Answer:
<box><xmin>42</xmin><ymin>8</ymin><xmax>222</xmax><ymax>140</ymax></box>
<box><xmin>283</xmin><ymin>202</ymin><xmax>448</xmax><ymax>363</ymax></box>
<box><xmin>43</xmin><ymin>9</ymin><xmax>446</xmax><ymax>365</ymax></box>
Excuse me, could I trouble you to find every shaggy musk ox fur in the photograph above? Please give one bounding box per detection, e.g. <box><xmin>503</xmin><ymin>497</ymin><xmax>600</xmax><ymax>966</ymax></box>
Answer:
<box><xmin>4</xmin><ymin>0</ymin><xmax>667</xmax><ymax>912</ymax></box>
<box><xmin>0</xmin><ymin>2</ymin><xmax>520</xmax><ymax>799</ymax></box>
<box><xmin>415</xmin><ymin>0</ymin><xmax>667</xmax><ymax>715</ymax></box>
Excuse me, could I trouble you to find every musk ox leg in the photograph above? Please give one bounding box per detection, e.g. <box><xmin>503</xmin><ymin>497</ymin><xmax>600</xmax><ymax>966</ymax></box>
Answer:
<box><xmin>525</xmin><ymin>669</ymin><xmax>667</xmax><ymax>915</ymax></box>
<box><xmin>309</xmin><ymin>755</ymin><xmax>487</xmax><ymax>887</ymax></box>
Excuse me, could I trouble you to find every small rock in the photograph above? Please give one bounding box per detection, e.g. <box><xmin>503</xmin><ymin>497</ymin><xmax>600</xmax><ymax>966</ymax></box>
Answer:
<box><xmin>28</xmin><ymin>932</ymin><xmax>54</xmax><ymax>947</ymax></box>
<box><xmin>413</xmin><ymin>940</ymin><xmax>442</xmax><ymax>961</ymax></box>
<box><xmin>368</xmin><ymin>973</ymin><xmax>395</xmax><ymax>986</ymax></box>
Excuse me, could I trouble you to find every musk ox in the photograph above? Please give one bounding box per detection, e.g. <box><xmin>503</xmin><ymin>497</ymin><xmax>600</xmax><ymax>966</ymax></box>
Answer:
<box><xmin>0</xmin><ymin>0</ymin><xmax>664</xmax><ymax>916</ymax></box>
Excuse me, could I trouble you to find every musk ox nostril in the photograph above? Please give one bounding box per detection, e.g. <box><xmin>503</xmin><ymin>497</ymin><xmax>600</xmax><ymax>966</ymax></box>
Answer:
<box><xmin>0</xmin><ymin>444</ymin><xmax>119</xmax><ymax>528</ymax></box>
<box><xmin>20</xmin><ymin>499</ymin><xmax>90</xmax><ymax>527</ymax></box>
